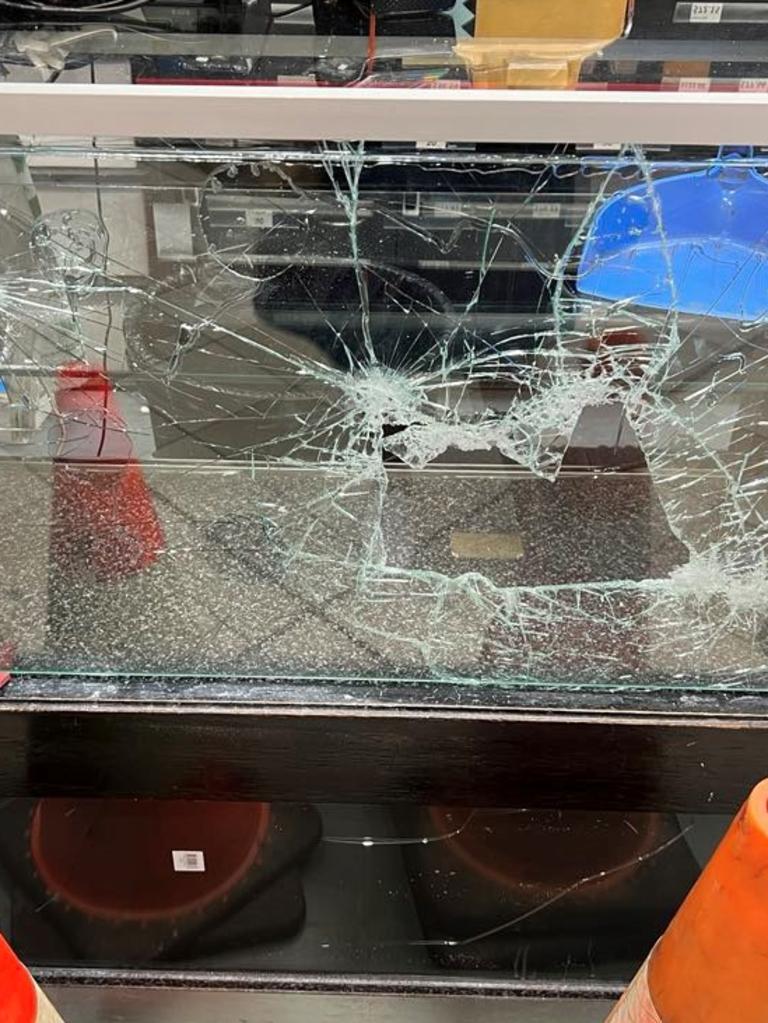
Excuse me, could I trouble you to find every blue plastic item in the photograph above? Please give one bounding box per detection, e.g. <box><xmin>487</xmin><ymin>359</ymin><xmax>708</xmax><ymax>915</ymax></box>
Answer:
<box><xmin>577</xmin><ymin>155</ymin><xmax>768</xmax><ymax>321</ymax></box>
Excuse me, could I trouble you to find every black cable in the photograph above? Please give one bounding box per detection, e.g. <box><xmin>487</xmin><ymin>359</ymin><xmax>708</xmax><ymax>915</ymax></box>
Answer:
<box><xmin>272</xmin><ymin>0</ymin><xmax>312</xmax><ymax>16</ymax></box>
<box><xmin>0</xmin><ymin>15</ymin><xmax>175</xmax><ymax>26</ymax></box>
<box><xmin>0</xmin><ymin>54</ymin><xmax>91</xmax><ymax>65</ymax></box>
<box><xmin>93</xmin><ymin>14</ymin><xmax>175</xmax><ymax>26</ymax></box>
<box><xmin>0</xmin><ymin>0</ymin><xmax>151</xmax><ymax>14</ymax></box>
<box><xmin>137</xmin><ymin>1</ymin><xmax>209</xmax><ymax>7</ymax></box>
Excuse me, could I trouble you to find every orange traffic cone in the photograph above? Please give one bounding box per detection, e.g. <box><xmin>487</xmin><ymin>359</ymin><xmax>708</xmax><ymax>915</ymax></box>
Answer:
<box><xmin>606</xmin><ymin>777</ymin><xmax>768</xmax><ymax>1022</ymax></box>
<box><xmin>0</xmin><ymin>934</ymin><xmax>64</xmax><ymax>1022</ymax></box>
<box><xmin>50</xmin><ymin>363</ymin><xmax>164</xmax><ymax>580</ymax></box>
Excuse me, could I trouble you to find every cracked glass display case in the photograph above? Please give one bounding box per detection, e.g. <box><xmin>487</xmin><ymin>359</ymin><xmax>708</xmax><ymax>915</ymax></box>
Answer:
<box><xmin>2</xmin><ymin>6</ymin><xmax>768</xmax><ymax>1022</ymax></box>
<box><xmin>2</xmin><ymin>139</ymin><xmax>768</xmax><ymax>690</ymax></box>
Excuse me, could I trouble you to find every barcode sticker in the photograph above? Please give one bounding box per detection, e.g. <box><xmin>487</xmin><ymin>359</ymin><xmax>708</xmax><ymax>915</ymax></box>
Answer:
<box><xmin>172</xmin><ymin>850</ymin><xmax>206</xmax><ymax>873</ymax></box>
<box><xmin>689</xmin><ymin>2</ymin><xmax>723</xmax><ymax>22</ymax></box>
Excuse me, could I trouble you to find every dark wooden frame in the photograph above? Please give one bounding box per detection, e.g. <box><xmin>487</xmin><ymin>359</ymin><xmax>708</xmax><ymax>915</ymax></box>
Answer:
<box><xmin>2</xmin><ymin>674</ymin><xmax>766</xmax><ymax>812</ymax></box>
<box><xmin>3</xmin><ymin>673</ymin><xmax>759</xmax><ymax>1006</ymax></box>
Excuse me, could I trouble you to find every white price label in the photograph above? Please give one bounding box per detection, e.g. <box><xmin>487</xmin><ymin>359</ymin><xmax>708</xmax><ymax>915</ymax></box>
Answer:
<box><xmin>417</xmin><ymin>141</ymin><xmax>448</xmax><ymax>150</ymax></box>
<box><xmin>434</xmin><ymin>200</ymin><xmax>463</xmax><ymax>216</ymax></box>
<box><xmin>172</xmin><ymin>850</ymin><xmax>206</xmax><ymax>872</ymax></box>
<box><xmin>740</xmin><ymin>78</ymin><xmax>768</xmax><ymax>93</ymax></box>
<box><xmin>689</xmin><ymin>2</ymin><xmax>723</xmax><ymax>23</ymax></box>
<box><xmin>532</xmin><ymin>202</ymin><xmax>562</xmax><ymax>219</ymax></box>
<box><xmin>245</xmin><ymin>209</ymin><xmax>274</xmax><ymax>229</ymax></box>
<box><xmin>678</xmin><ymin>77</ymin><xmax>711</xmax><ymax>92</ymax></box>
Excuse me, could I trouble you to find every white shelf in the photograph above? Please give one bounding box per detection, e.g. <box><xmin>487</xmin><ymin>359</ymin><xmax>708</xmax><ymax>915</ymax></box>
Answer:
<box><xmin>2</xmin><ymin>82</ymin><xmax>768</xmax><ymax>144</ymax></box>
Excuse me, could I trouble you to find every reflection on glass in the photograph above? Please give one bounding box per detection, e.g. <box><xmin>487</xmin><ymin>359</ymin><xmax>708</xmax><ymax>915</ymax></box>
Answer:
<box><xmin>0</xmin><ymin>798</ymin><xmax>723</xmax><ymax>982</ymax></box>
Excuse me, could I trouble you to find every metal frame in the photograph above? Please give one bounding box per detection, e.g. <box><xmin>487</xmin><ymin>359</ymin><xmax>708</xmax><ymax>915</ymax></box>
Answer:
<box><xmin>2</xmin><ymin>83</ymin><xmax>768</xmax><ymax>143</ymax></box>
<box><xmin>40</xmin><ymin>981</ymin><xmax>615</xmax><ymax>1023</ymax></box>
<box><xmin>37</xmin><ymin>968</ymin><xmax>622</xmax><ymax>999</ymax></box>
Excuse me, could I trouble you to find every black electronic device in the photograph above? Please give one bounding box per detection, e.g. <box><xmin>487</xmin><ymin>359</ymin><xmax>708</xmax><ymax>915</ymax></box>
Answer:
<box><xmin>631</xmin><ymin>0</ymin><xmax>768</xmax><ymax>38</ymax></box>
<box><xmin>313</xmin><ymin>0</ymin><xmax>455</xmax><ymax>34</ymax></box>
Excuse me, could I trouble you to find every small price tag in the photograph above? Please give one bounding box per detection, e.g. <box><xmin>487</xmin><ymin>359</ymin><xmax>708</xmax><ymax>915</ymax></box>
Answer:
<box><xmin>417</xmin><ymin>141</ymin><xmax>448</xmax><ymax>150</ymax></box>
<box><xmin>245</xmin><ymin>209</ymin><xmax>274</xmax><ymax>229</ymax></box>
<box><xmin>740</xmin><ymin>78</ymin><xmax>768</xmax><ymax>93</ymax></box>
<box><xmin>434</xmin><ymin>199</ymin><xmax>463</xmax><ymax>216</ymax></box>
<box><xmin>678</xmin><ymin>77</ymin><xmax>711</xmax><ymax>92</ymax></box>
<box><xmin>689</xmin><ymin>2</ymin><xmax>723</xmax><ymax>23</ymax></box>
<box><xmin>532</xmin><ymin>202</ymin><xmax>562</xmax><ymax>219</ymax></box>
<box><xmin>172</xmin><ymin>850</ymin><xmax>206</xmax><ymax>873</ymax></box>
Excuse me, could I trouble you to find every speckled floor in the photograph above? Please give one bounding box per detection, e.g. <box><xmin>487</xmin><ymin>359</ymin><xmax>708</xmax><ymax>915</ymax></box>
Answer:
<box><xmin>4</xmin><ymin>459</ymin><xmax>701</xmax><ymax>685</ymax></box>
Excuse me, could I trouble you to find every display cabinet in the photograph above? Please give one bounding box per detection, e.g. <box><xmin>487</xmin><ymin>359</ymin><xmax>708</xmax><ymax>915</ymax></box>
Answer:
<box><xmin>1</xmin><ymin>3</ymin><xmax>768</xmax><ymax>1020</ymax></box>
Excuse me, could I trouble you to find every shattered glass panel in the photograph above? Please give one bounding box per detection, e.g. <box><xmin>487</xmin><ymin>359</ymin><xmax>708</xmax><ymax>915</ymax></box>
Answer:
<box><xmin>3</xmin><ymin>139</ymin><xmax>768</xmax><ymax>688</ymax></box>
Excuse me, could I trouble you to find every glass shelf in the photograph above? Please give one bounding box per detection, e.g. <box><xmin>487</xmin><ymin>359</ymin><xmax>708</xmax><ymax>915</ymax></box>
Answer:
<box><xmin>2</xmin><ymin>0</ymin><xmax>768</xmax><ymax>95</ymax></box>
